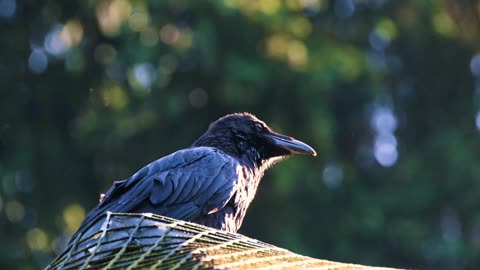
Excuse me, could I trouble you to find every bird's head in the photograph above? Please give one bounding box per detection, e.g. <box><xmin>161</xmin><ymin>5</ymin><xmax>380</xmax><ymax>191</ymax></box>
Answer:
<box><xmin>193</xmin><ymin>113</ymin><xmax>316</xmax><ymax>170</ymax></box>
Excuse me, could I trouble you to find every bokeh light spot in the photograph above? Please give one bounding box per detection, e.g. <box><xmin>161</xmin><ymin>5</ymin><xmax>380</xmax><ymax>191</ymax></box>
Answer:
<box><xmin>188</xmin><ymin>88</ymin><xmax>208</xmax><ymax>109</ymax></box>
<box><xmin>160</xmin><ymin>24</ymin><xmax>180</xmax><ymax>45</ymax></box>
<box><xmin>266</xmin><ymin>34</ymin><xmax>289</xmax><ymax>59</ymax></box>
<box><xmin>374</xmin><ymin>137</ymin><xmax>398</xmax><ymax>167</ymax></box>
<box><xmin>433</xmin><ymin>12</ymin><xmax>456</xmax><ymax>37</ymax></box>
<box><xmin>26</xmin><ymin>228</ymin><xmax>49</xmax><ymax>251</ymax></box>
<box><xmin>28</xmin><ymin>49</ymin><xmax>48</xmax><ymax>74</ymax></box>
<box><xmin>470</xmin><ymin>54</ymin><xmax>480</xmax><ymax>77</ymax></box>
<box><xmin>96</xmin><ymin>0</ymin><xmax>132</xmax><ymax>36</ymax></box>
<box><xmin>5</xmin><ymin>200</ymin><xmax>25</xmax><ymax>223</ymax></box>
<box><xmin>287</xmin><ymin>0</ymin><xmax>326</xmax><ymax>12</ymax></box>
<box><xmin>289</xmin><ymin>16</ymin><xmax>312</xmax><ymax>38</ymax></box>
<box><xmin>322</xmin><ymin>163</ymin><xmax>343</xmax><ymax>189</ymax></box>
<box><xmin>258</xmin><ymin>0</ymin><xmax>281</xmax><ymax>14</ymax></box>
<box><xmin>222</xmin><ymin>0</ymin><xmax>241</xmax><ymax>9</ymax></box>
<box><xmin>134</xmin><ymin>63</ymin><xmax>156</xmax><ymax>87</ymax></box>
<box><xmin>287</xmin><ymin>40</ymin><xmax>308</xmax><ymax>70</ymax></box>
<box><xmin>60</xmin><ymin>20</ymin><xmax>84</xmax><ymax>48</ymax></box>
<box><xmin>0</xmin><ymin>0</ymin><xmax>16</xmax><ymax>19</ymax></box>
<box><xmin>62</xmin><ymin>204</ymin><xmax>86</xmax><ymax>235</ymax></box>
<box><xmin>376</xmin><ymin>18</ymin><xmax>397</xmax><ymax>41</ymax></box>
<box><xmin>285</xmin><ymin>0</ymin><xmax>301</xmax><ymax>11</ymax></box>
<box><xmin>368</xmin><ymin>30</ymin><xmax>390</xmax><ymax>51</ymax></box>
<box><xmin>176</xmin><ymin>28</ymin><xmax>193</xmax><ymax>50</ymax></box>
<box><xmin>475</xmin><ymin>111</ymin><xmax>480</xmax><ymax>130</ymax></box>
<box><xmin>44</xmin><ymin>24</ymin><xmax>68</xmax><ymax>57</ymax></box>
<box><xmin>128</xmin><ymin>11</ymin><xmax>149</xmax><ymax>32</ymax></box>
<box><xmin>101</xmin><ymin>84</ymin><xmax>128</xmax><ymax>110</ymax></box>
<box><xmin>375</xmin><ymin>133</ymin><xmax>397</xmax><ymax>147</ymax></box>
<box><xmin>371</xmin><ymin>106</ymin><xmax>397</xmax><ymax>134</ymax></box>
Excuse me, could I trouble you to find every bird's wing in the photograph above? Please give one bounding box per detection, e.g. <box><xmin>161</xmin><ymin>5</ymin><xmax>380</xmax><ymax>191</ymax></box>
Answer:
<box><xmin>74</xmin><ymin>147</ymin><xmax>239</xmax><ymax>238</ymax></box>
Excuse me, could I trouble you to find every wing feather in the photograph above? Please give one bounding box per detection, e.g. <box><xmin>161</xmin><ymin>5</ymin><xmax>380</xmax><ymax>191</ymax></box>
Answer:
<box><xmin>71</xmin><ymin>147</ymin><xmax>239</xmax><ymax>242</ymax></box>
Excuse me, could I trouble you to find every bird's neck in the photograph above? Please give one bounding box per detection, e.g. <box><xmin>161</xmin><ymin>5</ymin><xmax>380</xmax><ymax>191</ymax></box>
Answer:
<box><xmin>193</xmin><ymin>131</ymin><xmax>267</xmax><ymax>172</ymax></box>
<box><xmin>193</xmin><ymin>131</ymin><xmax>239</xmax><ymax>156</ymax></box>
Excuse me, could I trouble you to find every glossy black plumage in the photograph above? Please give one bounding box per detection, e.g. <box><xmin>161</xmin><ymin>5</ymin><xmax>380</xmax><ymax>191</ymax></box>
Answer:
<box><xmin>71</xmin><ymin>113</ymin><xmax>315</xmax><ymax>241</ymax></box>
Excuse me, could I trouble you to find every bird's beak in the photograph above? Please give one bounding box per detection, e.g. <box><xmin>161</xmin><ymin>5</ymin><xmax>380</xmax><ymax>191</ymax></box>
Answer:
<box><xmin>266</xmin><ymin>132</ymin><xmax>317</xmax><ymax>156</ymax></box>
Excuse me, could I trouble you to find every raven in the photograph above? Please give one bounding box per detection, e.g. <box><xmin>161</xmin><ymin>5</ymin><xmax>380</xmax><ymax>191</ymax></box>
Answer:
<box><xmin>71</xmin><ymin>113</ymin><xmax>316</xmax><ymax>241</ymax></box>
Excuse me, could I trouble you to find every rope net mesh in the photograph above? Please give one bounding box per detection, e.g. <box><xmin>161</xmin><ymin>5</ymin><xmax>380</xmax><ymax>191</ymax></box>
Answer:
<box><xmin>46</xmin><ymin>212</ymin><xmax>401</xmax><ymax>270</ymax></box>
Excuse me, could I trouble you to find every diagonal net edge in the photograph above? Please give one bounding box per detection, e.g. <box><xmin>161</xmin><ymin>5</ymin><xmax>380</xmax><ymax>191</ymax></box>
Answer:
<box><xmin>45</xmin><ymin>212</ymin><xmax>403</xmax><ymax>270</ymax></box>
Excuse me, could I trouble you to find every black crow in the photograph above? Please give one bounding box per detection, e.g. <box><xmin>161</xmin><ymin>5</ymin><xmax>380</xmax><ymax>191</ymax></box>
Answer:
<box><xmin>71</xmin><ymin>113</ymin><xmax>316</xmax><ymax>241</ymax></box>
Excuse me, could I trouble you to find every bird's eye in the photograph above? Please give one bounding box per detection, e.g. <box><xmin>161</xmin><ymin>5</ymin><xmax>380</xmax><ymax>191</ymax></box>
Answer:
<box><xmin>255</xmin><ymin>123</ymin><xmax>264</xmax><ymax>132</ymax></box>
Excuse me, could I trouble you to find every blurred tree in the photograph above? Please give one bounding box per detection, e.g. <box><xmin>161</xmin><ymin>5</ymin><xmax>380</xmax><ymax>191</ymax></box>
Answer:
<box><xmin>1</xmin><ymin>0</ymin><xmax>480</xmax><ymax>269</ymax></box>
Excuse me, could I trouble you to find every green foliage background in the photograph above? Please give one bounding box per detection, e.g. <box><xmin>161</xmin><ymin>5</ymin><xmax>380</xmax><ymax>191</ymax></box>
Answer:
<box><xmin>1</xmin><ymin>0</ymin><xmax>480</xmax><ymax>269</ymax></box>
